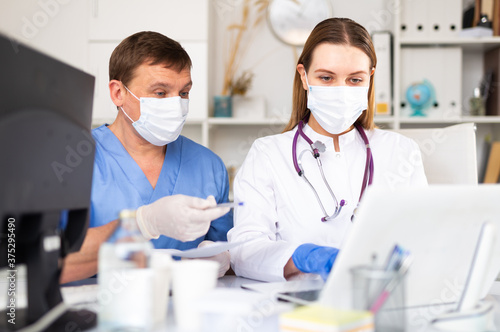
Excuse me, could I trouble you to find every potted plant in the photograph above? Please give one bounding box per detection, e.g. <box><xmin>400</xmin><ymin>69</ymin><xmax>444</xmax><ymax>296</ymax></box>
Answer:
<box><xmin>214</xmin><ymin>0</ymin><xmax>268</xmax><ymax>117</ymax></box>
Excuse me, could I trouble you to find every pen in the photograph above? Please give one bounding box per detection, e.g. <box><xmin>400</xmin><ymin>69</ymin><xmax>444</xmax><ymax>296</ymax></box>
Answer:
<box><xmin>384</xmin><ymin>244</ymin><xmax>410</xmax><ymax>271</ymax></box>
<box><xmin>369</xmin><ymin>255</ymin><xmax>413</xmax><ymax>314</ymax></box>
<box><xmin>212</xmin><ymin>201</ymin><xmax>244</xmax><ymax>209</ymax></box>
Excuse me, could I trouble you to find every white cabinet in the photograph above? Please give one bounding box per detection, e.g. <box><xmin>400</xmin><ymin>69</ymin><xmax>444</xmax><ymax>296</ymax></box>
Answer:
<box><xmin>88</xmin><ymin>0</ymin><xmax>209</xmax><ymax>130</ymax></box>
<box><xmin>0</xmin><ymin>1</ymin><xmax>88</xmax><ymax>70</ymax></box>
<box><xmin>389</xmin><ymin>0</ymin><xmax>500</xmax><ymax>129</ymax></box>
<box><xmin>88</xmin><ymin>42</ymin><xmax>118</xmax><ymax>123</ymax></box>
<box><xmin>388</xmin><ymin>0</ymin><xmax>500</xmax><ymax>182</ymax></box>
<box><xmin>87</xmin><ymin>0</ymin><xmax>208</xmax><ymax>41</ymax></box>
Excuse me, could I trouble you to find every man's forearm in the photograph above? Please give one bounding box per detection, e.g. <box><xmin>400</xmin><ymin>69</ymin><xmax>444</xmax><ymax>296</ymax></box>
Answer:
<box><xmin>60</xmin><ymin>220</ymin><xmax>119</xmax><ymax>284</ymax></box>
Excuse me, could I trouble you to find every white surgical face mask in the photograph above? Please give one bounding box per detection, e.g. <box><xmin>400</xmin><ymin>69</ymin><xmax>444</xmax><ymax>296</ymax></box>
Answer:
<box><xmin>120</xmin><ymin>85</ymin><xmax>189</xmax><ymax>146</ymax></box>
<box><xmin>305</xmin><ymin>71</ymin><xmax>368</xmax><ymax>135</ymax></box>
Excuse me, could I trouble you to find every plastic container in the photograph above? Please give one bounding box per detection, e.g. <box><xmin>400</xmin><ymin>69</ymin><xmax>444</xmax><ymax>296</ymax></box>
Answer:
<box><xmin>351</xmin><ymin>265</ymin><xmax>406</xmax><ymax>332</ymax></box>
<box><xmin>98</xmin><ymin>209</ymin><xmax>154</xmax><ymax>331</ymax></box>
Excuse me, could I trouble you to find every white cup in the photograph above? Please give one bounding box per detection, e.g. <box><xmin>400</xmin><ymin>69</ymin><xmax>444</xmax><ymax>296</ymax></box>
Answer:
<box><xmin>150</xmin><ymin>251</ymin><xmax>173</xmax><ymax>325</ymax></box>
<box><xmin>171</xmin><ymin>260</ymin><xmax>219</xmax><ymax>331</ymax></box>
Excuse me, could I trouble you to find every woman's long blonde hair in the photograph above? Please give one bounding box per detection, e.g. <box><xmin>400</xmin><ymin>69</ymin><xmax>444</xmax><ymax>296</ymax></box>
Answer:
<box><xmin>283</xmin><ymin>18</ymin><xmax>377</xmax><ymax>133</ymax></box>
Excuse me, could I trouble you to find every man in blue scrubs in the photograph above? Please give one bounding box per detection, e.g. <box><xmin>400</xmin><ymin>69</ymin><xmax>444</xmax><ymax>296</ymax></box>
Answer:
<box><xmin>61</xmin><ymin>31</ymin><xmax>232</xmax><ymax>282</ymax></box>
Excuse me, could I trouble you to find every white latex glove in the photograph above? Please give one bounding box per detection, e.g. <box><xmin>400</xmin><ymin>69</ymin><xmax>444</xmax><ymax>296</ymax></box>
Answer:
<box><xmin>196</xmin><ymin>240</ymin><xmax>231</xmax><ymax>278</ymax></box>
<box><xmin>136</xmin><ymin>195</ymin><xmax>230</xmax><ymax>242</ymax></box>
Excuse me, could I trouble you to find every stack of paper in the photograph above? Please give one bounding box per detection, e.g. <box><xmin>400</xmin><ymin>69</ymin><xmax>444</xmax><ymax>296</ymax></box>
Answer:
<box><xmin>459</xmin><ymin>27</ymin><xmax>494</xmax><ymax>37</ymax></box>
<box><xmin>280</xmin><ymin>305</ymin><xmax>373</xmax><ymax>332</ymax></box>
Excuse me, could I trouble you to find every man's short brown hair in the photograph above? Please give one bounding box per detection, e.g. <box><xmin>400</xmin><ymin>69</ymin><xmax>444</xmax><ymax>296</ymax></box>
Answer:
<box><xmin>109</xmin><ymin>31</ymin><xmax>192</xmax><ymax>86</ymax></box>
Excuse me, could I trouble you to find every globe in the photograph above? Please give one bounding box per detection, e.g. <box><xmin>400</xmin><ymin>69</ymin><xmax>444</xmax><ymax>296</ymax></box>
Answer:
<box><xmin>406</xmin><ymin>80</ymin><xmax>435</xmax><ymax>116</ymax></box>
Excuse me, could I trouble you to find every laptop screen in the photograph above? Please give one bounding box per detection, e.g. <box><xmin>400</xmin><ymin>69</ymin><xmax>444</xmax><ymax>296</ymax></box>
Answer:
<box><xmin>319</xmin><ymin>185</ymin><xmax>500</xmax><ymax>309</ymax></box>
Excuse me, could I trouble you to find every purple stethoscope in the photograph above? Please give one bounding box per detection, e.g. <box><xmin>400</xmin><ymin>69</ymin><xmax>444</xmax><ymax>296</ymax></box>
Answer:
<box><xmin>292</xmin><ymin>119</ymin><xmax>374</xmax><ymax>222</ymax></box>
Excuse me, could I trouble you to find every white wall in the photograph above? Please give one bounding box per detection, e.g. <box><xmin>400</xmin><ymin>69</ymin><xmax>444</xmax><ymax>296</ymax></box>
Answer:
<box><xmin>0</xmin><ymin>0</ymin><xmax>209</xmax><ymax>126</ymax></box>
<box><xmin>0</xmin><ymin>0</ymin><xmax>88</xmax><ymax>70</ymax></box>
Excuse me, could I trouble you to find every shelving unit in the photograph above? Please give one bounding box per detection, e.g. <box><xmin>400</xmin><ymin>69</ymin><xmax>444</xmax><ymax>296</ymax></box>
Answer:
<box><xmin>400</xmin><ymin>37</ymin><xmax>500</xmax><ymax>50</ymax></box>
<box><xmin>392</xmin><ymin>0</ymin><xmax>500</xmax><ymax>130</ymax></box>
<box><xmin>208</xmin><ymin>117</ymin><xmax>288</xmax><ymax>125</ymax></box>
<box><xmin>181</xmin><ymin>117</ymin><xmax>288</xmax><ymax>148</ymax></box>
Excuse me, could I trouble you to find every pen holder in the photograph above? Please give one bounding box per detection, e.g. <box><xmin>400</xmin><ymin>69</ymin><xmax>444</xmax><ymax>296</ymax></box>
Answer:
<box><xmin>351</xmin><ymin>266</ymin><xmax>406</xmax><ymax>332</ymax></box>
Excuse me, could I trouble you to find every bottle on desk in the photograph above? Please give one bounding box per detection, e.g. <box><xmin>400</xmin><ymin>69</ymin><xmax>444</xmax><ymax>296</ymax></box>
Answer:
<box><xmin>98</xmin><ymin>209</ymin><xmax>155</xmax><ymax>331</ymax></box>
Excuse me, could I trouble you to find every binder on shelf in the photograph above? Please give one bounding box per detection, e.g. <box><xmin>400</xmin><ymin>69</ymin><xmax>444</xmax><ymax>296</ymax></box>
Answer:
<box><xmin>442</xmin><ymin>0</ymin><xmax>462</xmax><ymax>38</ymax></box>
<box><xmin>484</xmin><ymin>47</ymin><xmax>500</xmax><ymax>116</ymax></box>
<box><xmin>372</xmin><ymin>31</ymin><xmax>392</xmax><ymax>116</ymax></box>
<box><xmin>406</xmin><ymin>0</ymin><xmax>428</xmax><ymax>38</ymax></box>
<box><xmin>483</xmin><ymin>142</ymin><xmax>500</xmax><ymax>183</ymax></box>
<box><xmin>399</xmin><ymin>0</ymin><xmax>414</xmax><ymax>39</ymax></box>
<box><xmin>494</xmin><ymin>0</ymin><xmax>500</xmax><ymax>35</ymax></box>
<box><xmin>481</xmin><ymin>0</ymin><xmax>495</xmax><ymax>24</ymax></box>
<box><xmin>475</xmin><ymin>0</ymin><xmax>498</xmax><ymax>32</ymax></box>
<box><xmin>428</xmin><ymin>0</ymin><xmax>447</xmax><ymax>38</ymax></box>
<box><xmin>400</xmin><ymin>0</ymin><xmax>461</xmax><ymax>39</ymax></box>
<box><xmin>474</xmin><ymin>0</ymin><xmax>482</xmax><ymax>26</ymax></box>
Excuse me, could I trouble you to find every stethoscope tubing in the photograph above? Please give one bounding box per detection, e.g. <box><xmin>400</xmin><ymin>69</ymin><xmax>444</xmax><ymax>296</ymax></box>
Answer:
<box><xmin>354</xmin><ymin>122</ymin><xmax>374</xmax><ymax>199</ymax></box>
<box><xmin>292</xmin><ymin>120</ymin><xmax>373</xmax><ymax>221</ymax></box>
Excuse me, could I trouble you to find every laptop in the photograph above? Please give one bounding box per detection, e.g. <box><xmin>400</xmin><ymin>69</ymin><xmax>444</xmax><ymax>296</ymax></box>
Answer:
<box><xmin>242</xmin><ymin>185</ymin><xmax>500</xmax><ymax>309</ymax></box>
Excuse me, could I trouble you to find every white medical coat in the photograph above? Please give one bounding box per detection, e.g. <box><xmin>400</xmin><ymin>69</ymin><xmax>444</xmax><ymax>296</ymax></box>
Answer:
<box><xmin>228</xmin><ymin>124</ymin><xmax>428</xmax><ymax>282</ymax></box>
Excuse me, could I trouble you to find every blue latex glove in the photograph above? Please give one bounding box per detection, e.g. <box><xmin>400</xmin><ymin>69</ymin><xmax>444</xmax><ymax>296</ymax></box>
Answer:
<box><xmin>292</xmin><ymin>243</ymin><xmax>339</xmax><ymax>281</ymax></box>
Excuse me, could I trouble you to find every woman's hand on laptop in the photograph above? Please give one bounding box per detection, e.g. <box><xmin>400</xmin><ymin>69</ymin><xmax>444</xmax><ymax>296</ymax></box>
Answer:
<box><xmin>291</xmin><ymin>243</ymin><xmax>339</xmax><ymax>281</ymax></box>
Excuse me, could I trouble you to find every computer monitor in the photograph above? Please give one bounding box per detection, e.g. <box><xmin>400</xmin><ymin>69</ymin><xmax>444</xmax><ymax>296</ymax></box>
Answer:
<box><xmin>0</xmin><ymin>34</ymin><xmax>96</xmax><ymax>331</ymax></box>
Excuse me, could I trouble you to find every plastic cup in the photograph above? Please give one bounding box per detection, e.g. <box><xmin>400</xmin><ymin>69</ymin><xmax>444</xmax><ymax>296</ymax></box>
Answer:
<box><xmin>171</xmin><ymin>260</ymin><xmax>219</xmax><ymax>331</ymax></box>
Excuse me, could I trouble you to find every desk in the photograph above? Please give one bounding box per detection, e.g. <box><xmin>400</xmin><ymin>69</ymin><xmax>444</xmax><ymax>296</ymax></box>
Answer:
<box><xmin>61</xmin><ymin>276</ymin><xmax>500</xmax><ymax>332</ymax></box>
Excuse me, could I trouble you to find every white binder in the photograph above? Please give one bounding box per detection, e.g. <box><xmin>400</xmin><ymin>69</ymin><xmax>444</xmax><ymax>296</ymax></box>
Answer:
<box><xmin>399</xmin><ymin>0</ymin><xmax>413</xmax><ymax>39</ymax></box>
<box><xmin>400</xmin><ymin>0</ymin><xmax>462</xmax><ymax>39</ymax></box>
<box><xmin>428</xmin><ymin>0</ymin><xmax>461</xmax><ymax>38</ymax></box>
<box><xmin>402</xmin><ymin>0</ymin><xmax>429</xmax><ymax>39</ymax></box>
<box><xmin>372</xmin><ymin>31</ymin><xmax>392</xmax><ymax>116</ymax></box>
<box><xmin>428</xmin><ymin>0</ymin><xmax>448</xmax><ymax>38</ymax></box>
<box><xmin>444</xmin><ymin>0</ymin><xmax>462</xmax><ymax>38</ymax></box>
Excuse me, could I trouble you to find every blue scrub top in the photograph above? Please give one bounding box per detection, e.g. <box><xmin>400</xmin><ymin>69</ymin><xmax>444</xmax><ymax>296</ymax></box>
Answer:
<box><xmin>90</xmin><ymin>125</ymin><xmax>233</xmax><ymax>250</ymax></box>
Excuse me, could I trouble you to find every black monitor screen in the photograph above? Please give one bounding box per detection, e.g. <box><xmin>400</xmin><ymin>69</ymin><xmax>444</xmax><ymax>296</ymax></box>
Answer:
<box><xmin>0</xmin><ymin>33</ymin><xmax>96</xmax><ymax>330</ymax></box>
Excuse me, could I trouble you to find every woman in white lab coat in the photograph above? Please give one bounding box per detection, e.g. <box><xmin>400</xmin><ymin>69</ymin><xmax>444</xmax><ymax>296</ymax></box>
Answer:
<box><xmin>227</xmin><ymin>18</ymin><xmax>428</xmax><ymax>282</ymax></box>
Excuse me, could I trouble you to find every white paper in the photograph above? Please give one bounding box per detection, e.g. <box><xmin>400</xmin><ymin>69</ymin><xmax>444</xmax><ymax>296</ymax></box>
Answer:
<box><xmin>154</xmin><ymin>241</ymin><xmax>245</xmax><ymax>258</ymax></box>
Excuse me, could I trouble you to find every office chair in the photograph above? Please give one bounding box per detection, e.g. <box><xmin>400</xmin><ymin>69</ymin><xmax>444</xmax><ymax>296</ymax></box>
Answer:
<box><xmin>392</xmin><ymin>123</ymin><xmax>478</xmax><ymax>184</ymax></box>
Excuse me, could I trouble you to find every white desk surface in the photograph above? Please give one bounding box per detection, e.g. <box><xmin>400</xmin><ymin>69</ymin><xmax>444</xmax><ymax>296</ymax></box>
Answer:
<box><xmin>61</xmin><ymin>276</ymin><xmax>500</xmax><ymax>332</ymax></box>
